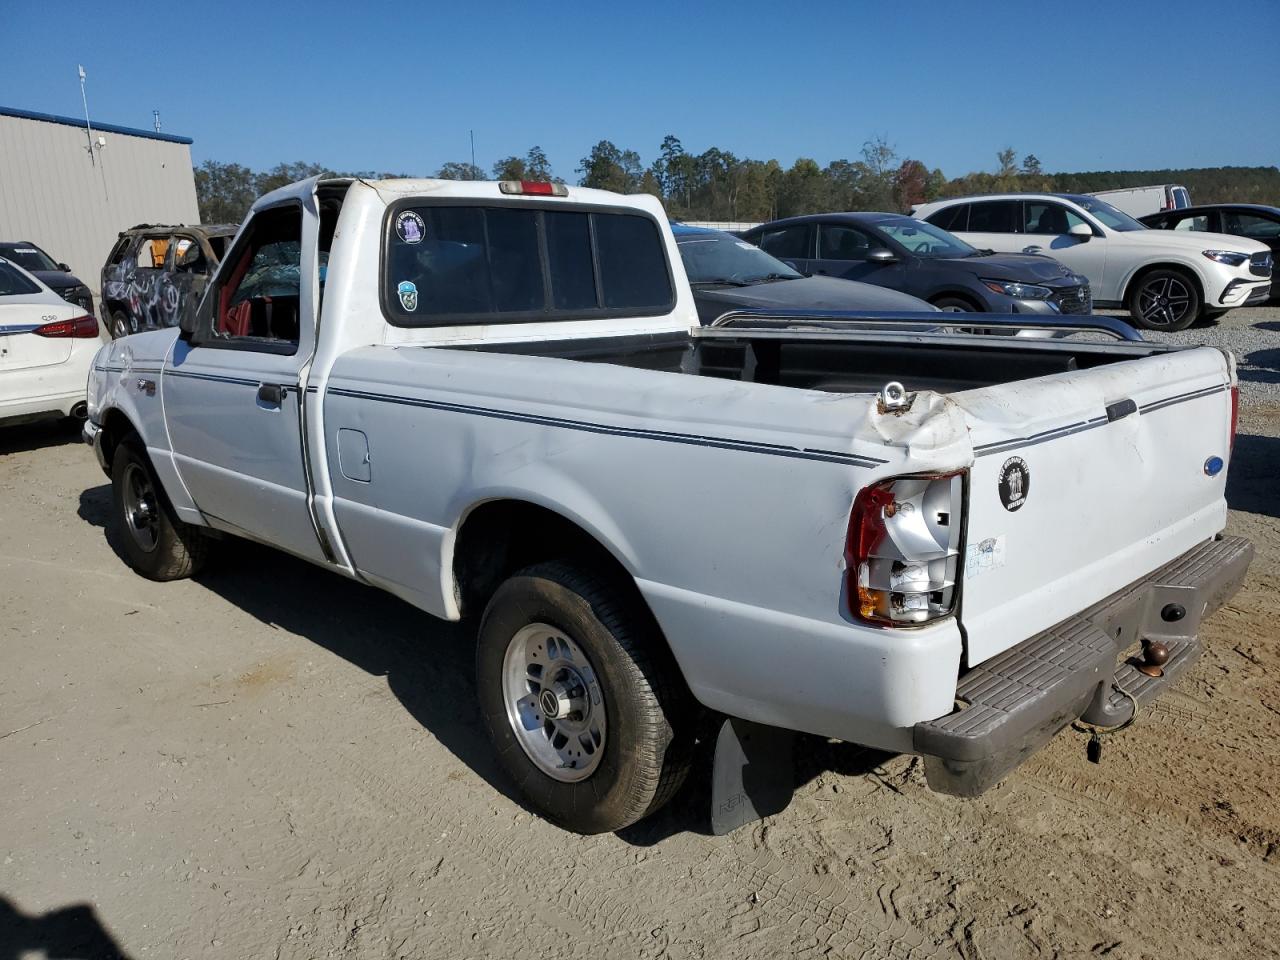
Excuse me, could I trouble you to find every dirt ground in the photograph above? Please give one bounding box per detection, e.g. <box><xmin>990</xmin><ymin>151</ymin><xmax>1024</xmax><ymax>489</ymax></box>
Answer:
<box><xmin>2</xmin><ymin>309</ymin><xmax>1278</xmax><ymax>959</ymax></box>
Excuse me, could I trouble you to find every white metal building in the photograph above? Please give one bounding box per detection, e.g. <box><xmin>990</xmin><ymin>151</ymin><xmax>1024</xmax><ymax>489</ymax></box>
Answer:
<box><xmin>0</xmin><ymin>105</ymin><xmax>200</xmax><ymax>298</ymax></box>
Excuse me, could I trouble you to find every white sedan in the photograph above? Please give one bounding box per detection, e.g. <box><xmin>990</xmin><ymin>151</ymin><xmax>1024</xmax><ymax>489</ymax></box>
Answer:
<box><xmin>0</xmin><ymin>256</ymin><xmax>102</xmax><ymax>426</ymax></box>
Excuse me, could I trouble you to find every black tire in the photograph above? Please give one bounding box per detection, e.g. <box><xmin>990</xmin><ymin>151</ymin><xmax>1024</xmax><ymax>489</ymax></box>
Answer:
<box><xmin>110</xmin><ymin>310</ymin><xmax>133</xmax><ymax>340</ymax></box>
<box><xmin>931</xmin><ymin>296</ymin><xmax>976</xmax><ymax>312</ymax></box>
<box><xmin>1127</xmin><ymin>269</ymin><xmax>1200</xmax><ymax>331</ymax></box>
<box><xmin>476</xmin><ymin>561</ymin><xmax>693</xmax><ymax>834</ymax></box>
<box><xmin>111</xmin><ymin>437</ymin><xmax>208</xmax><ymax>581</ymax></box>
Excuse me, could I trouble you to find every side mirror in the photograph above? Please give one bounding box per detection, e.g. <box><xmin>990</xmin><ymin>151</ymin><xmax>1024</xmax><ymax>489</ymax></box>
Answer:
<box><xmin>1068</xmin><ymin>223</ymin><xmax>1093</xmax><ymax>240</ymax></box>
<box><xmin>58</xmin><ymin>262</ymin><xmax>71</xmax><ymax>272</ymax></box>
<box><xmin>867</xmin><ymin>248</ymin><xmax>899</xmax><ymax>263</ymax></box>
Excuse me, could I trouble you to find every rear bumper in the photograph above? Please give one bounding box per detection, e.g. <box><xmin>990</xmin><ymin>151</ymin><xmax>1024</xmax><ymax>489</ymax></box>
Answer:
<box><xmin>913</xmin><ymin>535</ymin><xmax>1253</xmax><ymax>796</ymax></box>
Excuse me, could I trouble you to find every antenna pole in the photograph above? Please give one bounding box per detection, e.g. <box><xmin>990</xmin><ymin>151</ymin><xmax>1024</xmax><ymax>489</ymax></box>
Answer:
<box><xmin>78</xmin><ymin>65</ymin><xmax>96</xmax><ymax>166</ymax></box>
<box><xmin>153</xmin><ymin>110</ymin><xmax>161</xmax><ymax>133</ymax></box>
<box><xmin>470</xmin><ymin>129</ymin><xmax>476</xmax><ymax>179</ymax></box>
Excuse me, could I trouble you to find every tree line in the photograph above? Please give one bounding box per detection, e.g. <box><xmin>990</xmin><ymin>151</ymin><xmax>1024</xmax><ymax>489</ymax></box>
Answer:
<box><xmin>194</xmin><ymin>138</ymin><xmax>1280</xmax><ymax>225</ymax></box>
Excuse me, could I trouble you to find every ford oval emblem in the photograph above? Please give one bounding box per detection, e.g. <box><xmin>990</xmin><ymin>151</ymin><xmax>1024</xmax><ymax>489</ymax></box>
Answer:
<box><xmin>1204</xmin><ymin>456</ymin><xmax>1224</xmax><ymax>477</ymax></box>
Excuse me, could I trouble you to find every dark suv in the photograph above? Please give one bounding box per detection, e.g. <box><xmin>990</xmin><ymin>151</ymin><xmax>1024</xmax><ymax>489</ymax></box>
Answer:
<box><xmin>740</xmin><ymin>213</ymin><xmax>1092</xmax><ymax>315</ymax></box>
<box><xmin>101</xmin><ymin>223</ymin><xmax>238</xmax><ymax>339</ymax></box>
<box><xmin>0</xmin><ymin>241</ymin><xmax>94</xmax><ymax>314</ymax></box>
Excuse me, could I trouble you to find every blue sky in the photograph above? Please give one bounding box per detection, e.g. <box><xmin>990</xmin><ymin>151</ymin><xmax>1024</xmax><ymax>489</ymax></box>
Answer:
<box><xmin>2</xmin><ymin>0</ymin><xmax>1276</xmax><ymax>180</ymax></box>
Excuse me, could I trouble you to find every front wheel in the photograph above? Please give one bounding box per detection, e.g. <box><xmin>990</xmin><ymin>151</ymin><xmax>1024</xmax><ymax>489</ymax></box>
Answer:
<box><xmin>476</xmin><ymin>562</ymin><xmax>692</xmax><ymax>834</ymax></box>
<box><xmin>932</xmin><ymin>296</ymin><xmax>975</xmax><ymax>313</ymax></box>
<box><xmin>110</xmin><ymin>310</ymin><xmax>134</xmax><ymax>340</ymax></box>
<box><xmin>1128</xmin><ymin>270</ymin><xmax>1200</xmax><ymax>331</ymax></box>
<box><xmin>111</xmin><ymin>438</ymin><xmax>209</xmax><ymax>580</ymax></box>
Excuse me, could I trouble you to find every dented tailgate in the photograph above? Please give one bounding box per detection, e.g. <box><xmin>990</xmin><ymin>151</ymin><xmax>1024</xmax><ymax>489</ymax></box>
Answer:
<box><xmin>953</xmin><ymin>346</ymin><xmax>1235</xmax><ymax>666</ymax></box>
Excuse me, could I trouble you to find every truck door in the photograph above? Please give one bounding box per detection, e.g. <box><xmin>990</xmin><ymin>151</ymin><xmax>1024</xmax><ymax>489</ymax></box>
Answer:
<box><xmin>162</xmin><ymin>200</ymin><xmax>329</xmax><ymax>564</ymax></box>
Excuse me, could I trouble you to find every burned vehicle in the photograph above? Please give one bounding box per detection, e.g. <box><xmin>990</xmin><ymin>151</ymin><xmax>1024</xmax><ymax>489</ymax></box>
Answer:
<box><xmin>100</xmin><ymin>223</ymin><xmax>237</xmax><ymax>339</ymax></box>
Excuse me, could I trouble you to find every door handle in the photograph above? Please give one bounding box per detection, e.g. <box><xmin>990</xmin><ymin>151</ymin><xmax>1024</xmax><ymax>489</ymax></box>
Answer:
<box><xmin>257</xmin><ymin>383</ymin><xmax>284</xmax><ymax>407</ymax></box>
<box><xmin>1022</xmin><ymin>245</ymin><xmax>1043</xmax><ymax>254</ymax></box>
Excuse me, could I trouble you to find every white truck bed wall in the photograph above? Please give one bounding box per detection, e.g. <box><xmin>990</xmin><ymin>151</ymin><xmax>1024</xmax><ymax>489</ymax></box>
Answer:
<box><xmin>321</xmin><ymin>344</ymin><xmax>973</xmax><ymax>751</ymax></box>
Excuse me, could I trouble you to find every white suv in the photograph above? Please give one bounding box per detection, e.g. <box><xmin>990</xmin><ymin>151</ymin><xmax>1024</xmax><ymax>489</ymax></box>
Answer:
<box><xmin>912</xmin><ymin>193</ymin><xmax>1272</xmax><ymax>330</ymax></box>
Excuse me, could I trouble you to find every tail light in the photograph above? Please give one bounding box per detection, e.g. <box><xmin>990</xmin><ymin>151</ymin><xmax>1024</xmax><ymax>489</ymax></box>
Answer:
<box><xmin>1228</xmin><ymin>384</ymin><xmax>1239</xmax><ymax>457</ymax></box>
<box><xmin>33</xmin><ymin>315</ymin><xmax>100</xmax><ymax>338</ymax></box>
<box><xmin>846</xmin><ymin>472</ymin><xmax>964</xmax><ymax>626</ymax></box>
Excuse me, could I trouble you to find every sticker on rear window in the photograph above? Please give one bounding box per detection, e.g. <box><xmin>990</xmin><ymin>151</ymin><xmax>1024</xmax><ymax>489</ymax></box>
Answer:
<box><xmin>397</xmin><ymin>280</ymin><xmax>418</xmax><ymax>311</ymax></box>
<box><xmin>395</xmin><ymin>211</ymin><xmax>425</xmax><ymax>244</ymax></box>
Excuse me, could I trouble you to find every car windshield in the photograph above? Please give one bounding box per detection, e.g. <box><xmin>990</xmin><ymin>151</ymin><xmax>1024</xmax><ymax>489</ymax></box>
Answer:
<box><xmin>0</xmin><ymin>245</ymin><xmax>59</xmax><ymax>272</ymax></box>
<box><xmin>0</xmin><ymin>260</ymin><xmax>41</xmax><ymax>297</ymax></box>
<box><xmin>1064</xmin><ymin>195</ymin><xmax>1147</xmax><ymax>232</ymax></box>
<box><xmin>675</xmin><ymin>230</ymin><xmax>802</xmax><ymax>284</ymax></box>
<box><xmin>872</xmin><ymin>218</ymin><xmax>978</xmax><ymax>258</ymax></box>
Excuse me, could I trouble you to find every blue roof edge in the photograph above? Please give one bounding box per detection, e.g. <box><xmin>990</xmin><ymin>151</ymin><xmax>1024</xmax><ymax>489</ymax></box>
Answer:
<box><xmin>0</xmin><ymin>105</ymin><xmax>194</xmax><ymax>145</ymax></box>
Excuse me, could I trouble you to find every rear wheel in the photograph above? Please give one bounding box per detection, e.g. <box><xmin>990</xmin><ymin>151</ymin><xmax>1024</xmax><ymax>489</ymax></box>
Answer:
<box><xmin>1127</xmin><ymin>270</ymin><xmax>1200</xmax><ymax>331</ymax></box>
<box><xmin>111</xmin><ymin>438</ymin><xmax>208</xmax><ymax>580</ymax></box>
<box><xmin>476</xmin><ymin>561</ymin><xmax>692</xmax><ymax>834</ymax></box>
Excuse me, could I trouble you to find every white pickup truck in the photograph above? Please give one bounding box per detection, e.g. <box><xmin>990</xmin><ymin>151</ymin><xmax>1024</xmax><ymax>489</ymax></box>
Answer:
<box><xmin>83</xmin><ymin>176</ymin><xmax>1252</xmax><ymax>834</ymax></box>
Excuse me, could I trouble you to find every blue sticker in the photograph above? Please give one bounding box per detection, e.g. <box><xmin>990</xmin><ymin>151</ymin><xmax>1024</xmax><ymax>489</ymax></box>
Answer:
<box><xmin>397</xmin><ymin>280</ymin><xmax>418</xmax><ymax>312</ymax></box>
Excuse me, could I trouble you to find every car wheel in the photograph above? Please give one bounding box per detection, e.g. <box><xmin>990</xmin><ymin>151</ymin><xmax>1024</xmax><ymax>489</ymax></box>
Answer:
<box><xmin>932</xmin><ymin>297</ymin><xmax>976</xmax><ymax>312</ymax></box>
<box><xmin>110</xmin><ymin>310</ymin><xmax>134</xmax><ymax>340</ymax></box>
<box><xmin>476</xmin><ymin>561</ymin><xmax>693</xmax><ymax>834</ymax></box>
<box><xmin>111</xmin><ymin>437</ymin><xmax>209</xmax><ymax>581</ymax></box>
<box><xmin>1128</xmin><ymin>270</ymin><xmax>1200</xmax><ymax>331</ymax></box>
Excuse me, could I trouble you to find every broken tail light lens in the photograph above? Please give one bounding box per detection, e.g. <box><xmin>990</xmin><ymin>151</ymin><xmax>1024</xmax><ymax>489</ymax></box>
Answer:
<box><xmin>32</xmin><ymin>315</ymin><xmax>100</xmax><ymax>338</ymax></box>
<box><xmin>846</xmin><ymin>472</ymin><xmax>965</xmax><ymax>626</ymax></box>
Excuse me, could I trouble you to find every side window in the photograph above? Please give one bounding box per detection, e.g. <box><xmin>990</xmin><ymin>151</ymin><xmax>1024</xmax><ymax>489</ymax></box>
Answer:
<box><xmin>927</xmin><ymin>204</ymin><xmax>968</xmax><ymax>232</ymax></box>
<box><xmin>1222</xmin><ymin>212</ymin><xmax>1280</xmax><ymax>240</ymax></box>
<box><xmin>758</xmin><ymin>225</ymin><xmax>810</xmax><ymax>259</ymax></box>
<box><xmin>202</xmin><ymin>205</ymin><xmax>302</xmax><ymax>348</ymax></box>
<box><xmin>1022</xmin><ymin>202</ymin><xmax>1087</xmax><ymax>235</ymax></box>
<box><xmin>135</xmin><ymin>236</ymin><xmax>170</xmax><ymax>269</ymax></box>
<box><xmin>967</xmin><ymin>201</ymin><xmax>1018</xmax><ymax>233</ymax></box>
<box><xmin>173</xmin><ymin>236</ymin><xmax>207</xmax><ymax>274</ymax></box>
<box><xmin>817</xmin><ymin>224</ymin><xmax>876</xmax><ymax>260</ymax></box>
<box><xmin>1173</xmin><ymin>215</ymin><xmax>1211</xmax><ymax>232</ymax></box>
<box><xmin>106</xmin><ymin>236</ymin><xmax>134</xmax><ymax>266</ymax></box>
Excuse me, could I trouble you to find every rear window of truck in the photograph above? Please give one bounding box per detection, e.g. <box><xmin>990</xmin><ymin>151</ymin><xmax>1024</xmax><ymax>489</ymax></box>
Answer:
<box><xmin>382</xmin><ymin>202</ymin><xmax>674</xmax><ymax>325</ymax></box>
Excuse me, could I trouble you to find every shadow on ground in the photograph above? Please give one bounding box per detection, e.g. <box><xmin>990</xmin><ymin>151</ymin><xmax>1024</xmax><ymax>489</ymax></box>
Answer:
<box><xmin>0</xmin><ymin>896</ymin><xmax>132</xmax><ymax>960</ymax></box>
<box><xmin>76</xmin><ymin>483</ymin><xmax>894</xmax><ymax>840</ymax></box>
<box><xmin>1227</xmin><ymin>434</ymin><xmax>1280</xmax><ymax>519</ymax></box>
<box><xmin>0</xmin><ymin>417</ymin><xmax>83</xmax><ymax>456</ymax></box>
<box><xmin>1241</xmin><ymin>348</ymin><xmax>1280</xmax><ymax>385</ymax></box>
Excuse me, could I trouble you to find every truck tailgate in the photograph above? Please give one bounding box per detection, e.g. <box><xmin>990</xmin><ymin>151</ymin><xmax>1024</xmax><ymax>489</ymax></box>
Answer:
<box><xmin>954</xmin><ymin>346</ymin><xmax>1234</xmax><ymax>666</ymax></box>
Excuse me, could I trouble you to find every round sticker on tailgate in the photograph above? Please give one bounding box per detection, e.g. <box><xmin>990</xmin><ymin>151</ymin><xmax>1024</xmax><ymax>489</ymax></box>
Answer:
<box><xmin>998</xmin><ymin>456</ymin><xmax>1029</xmax><ymax>512</ymax></box>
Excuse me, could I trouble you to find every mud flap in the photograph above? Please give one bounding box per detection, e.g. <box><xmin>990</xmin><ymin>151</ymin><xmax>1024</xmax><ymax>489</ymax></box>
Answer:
<box><xmin>709</xmin><ymin>717</ymin><xmax>795</xmax><ymax>836</ymax></box>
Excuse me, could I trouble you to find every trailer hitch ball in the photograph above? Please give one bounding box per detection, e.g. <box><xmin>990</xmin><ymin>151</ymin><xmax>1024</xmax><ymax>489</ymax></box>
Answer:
<box><xmin>1136</xmin><ymin>640</ymin><xmax>1170</xmax><ymax>678</ymax></box>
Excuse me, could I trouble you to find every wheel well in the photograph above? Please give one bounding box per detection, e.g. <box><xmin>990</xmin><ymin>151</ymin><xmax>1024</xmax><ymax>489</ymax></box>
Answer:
<box><xmin>97</xmin><ymin>408</ymin><xmax>139</xmax><ymax>472</ymax></box>
<box><xmin>928</xmin><ymin>291</ymin><xmax>982</xmax><ymax>310</ymax></box>
<box><xmin>452</xmin><ymin>500</ymin><xmax>641</xmax><ymax>621</ymax></box>
<box><xmin>1121</xmin><ymin>263</ymin><xmax>1204</xmax><ymax>306</ymax></box>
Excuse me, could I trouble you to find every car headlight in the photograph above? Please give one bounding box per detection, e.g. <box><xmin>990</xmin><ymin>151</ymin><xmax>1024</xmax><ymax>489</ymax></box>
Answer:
<box><xmin>1202</xmin><ymin>250</ymin><xmax>1250</xmax><ymax>267</ymax></box>
<box><xmin>981</xmin><ymin>279</ymin><xmax>1053</xmax><ymax>299</ymax></box>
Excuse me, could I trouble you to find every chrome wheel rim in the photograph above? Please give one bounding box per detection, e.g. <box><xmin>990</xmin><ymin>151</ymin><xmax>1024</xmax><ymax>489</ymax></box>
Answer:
<box><xmin>501</xmin><ymin>623</ymin><xmax>606</xmax><ymax>782</ymax></box>
<box><xmin>1137</xmin><ymin>277</ymin><xmax>1192</xmax><ymax>327</ymax></box>
<box><xmin>122</xmin><ymin>462</ymin><xmax>159</xmax><ymax>552</ymax></box>
<box><xmin>940</xmin><ymin>304</ymin><xmax>969</xmax><ymax>313</ymax></box>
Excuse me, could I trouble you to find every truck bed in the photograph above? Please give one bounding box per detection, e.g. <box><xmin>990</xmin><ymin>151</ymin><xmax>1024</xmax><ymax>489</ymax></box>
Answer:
<box><xmin>462</xmin><ymin>322</ymin><xmax>1172</xmax><ymax>396</ymax></box>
